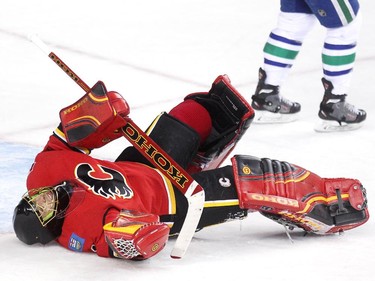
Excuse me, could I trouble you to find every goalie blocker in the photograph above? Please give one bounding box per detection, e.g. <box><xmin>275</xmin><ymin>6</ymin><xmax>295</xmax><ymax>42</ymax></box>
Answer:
<box><xmin>232</xmin><ymin>155</ymin><xmax>369</xmax><ymax>234</ymax></box>
<box><xmin>59</xmin><ymin>81</ymin><xmax>129</xmax><ymax>151</ymax></box>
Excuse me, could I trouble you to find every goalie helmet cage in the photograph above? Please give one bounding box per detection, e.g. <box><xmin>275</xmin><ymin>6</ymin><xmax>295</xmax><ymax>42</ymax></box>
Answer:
<box><xmin>29</xmin><ymin>34</ymin><xmax>205</xmax><ymax>259</ymax></box>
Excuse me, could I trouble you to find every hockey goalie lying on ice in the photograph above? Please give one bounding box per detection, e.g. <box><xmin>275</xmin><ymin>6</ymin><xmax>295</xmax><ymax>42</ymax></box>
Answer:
<box><xmin>13</xmin><ymin>75</ymin><xmax>369</xmax><ymax>260</ymax></box>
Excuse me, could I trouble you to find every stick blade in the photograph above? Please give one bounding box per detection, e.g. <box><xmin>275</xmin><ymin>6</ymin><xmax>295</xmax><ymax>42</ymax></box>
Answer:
<box><xmin>28</xmin><ymin>33</ymin><xmax>50</xmax><ymax>55</ymax></box>
<box><xmin>170</xmin><ymin>189</ymin><xmax>205</xmax><ymax>259</ymax></box>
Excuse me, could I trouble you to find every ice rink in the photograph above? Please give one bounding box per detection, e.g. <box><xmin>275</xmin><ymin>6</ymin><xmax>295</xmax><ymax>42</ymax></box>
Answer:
<box><xmin>1</xmin><ymin>1</ymin><xmax>374</xmax><ymax>280</ymax></box>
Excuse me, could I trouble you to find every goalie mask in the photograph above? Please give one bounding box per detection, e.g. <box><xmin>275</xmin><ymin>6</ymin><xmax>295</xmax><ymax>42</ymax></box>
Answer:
<box><xmin>13</xmin><ymin>181</ymin><xmax>84</xmax><ymax>245</ymax></box>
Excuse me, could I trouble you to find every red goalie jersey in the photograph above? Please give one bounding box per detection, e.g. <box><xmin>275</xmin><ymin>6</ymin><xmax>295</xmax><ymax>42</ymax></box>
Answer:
<box><xmin>26</xmin><ymin>131</ymin><xmax>176</xmax><ymax>257</ymax></box>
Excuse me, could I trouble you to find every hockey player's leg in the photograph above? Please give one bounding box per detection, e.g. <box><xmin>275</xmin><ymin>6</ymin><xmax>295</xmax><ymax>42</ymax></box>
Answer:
<box><xmin>161</xmin><ymin>165</ymin><xmax>246</xmax><ymax>236</ymax></box>
<box><xmin>191</xmin><ymin>166</ymin><xmax>247</xmax><ymax>231</ymax></box>
<box><xmin>252</xmin><ymin>68</ymin><xmax>301</xmax><ymax>123</ymax></box>
<box><xmin>252</xmin><ymin>12</ymin><xmax>316</xmax><ymax>123</ymax></box>
<box><xmin>315</xmin><ymin>11</ymin><xmax>366</xmax><ymax>132</ymax></box>
<box><xmin>232</xmin><ymin>155</ymin><xmax>369</xmax><ymax>234</ymax></box>
<box><xmin>315</xmin><ymin>78</ymin><xmax>366</xmax><ymax>132</ymax></box>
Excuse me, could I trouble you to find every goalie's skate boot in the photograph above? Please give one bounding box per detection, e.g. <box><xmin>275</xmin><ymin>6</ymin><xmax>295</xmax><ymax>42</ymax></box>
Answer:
<box><xmin>315</xmin><ymin>78</ymin><xmax>367</xmax><ymax>132</ymax></box>
<box><xmin>251</xmin><ymin>68</ymin><xmax>301</xmax><ymax>123</ymax></box>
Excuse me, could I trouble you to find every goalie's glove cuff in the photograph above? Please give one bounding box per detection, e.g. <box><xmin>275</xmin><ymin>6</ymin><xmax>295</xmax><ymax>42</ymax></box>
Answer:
<box><xmin>103</xmin><ymin>210</ymin><xmax>170</xmax><ymax>260</ymax></box>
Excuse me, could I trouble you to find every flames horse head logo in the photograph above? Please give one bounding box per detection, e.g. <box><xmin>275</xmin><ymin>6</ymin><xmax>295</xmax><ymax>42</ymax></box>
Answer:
<box><xmin>76</xmin><ymin>163</ymin><xmax>134</xmax><ymax>200</ymax></box>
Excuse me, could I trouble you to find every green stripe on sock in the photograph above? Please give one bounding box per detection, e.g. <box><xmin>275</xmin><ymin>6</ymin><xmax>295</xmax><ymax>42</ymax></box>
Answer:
<box><xmin>263</xmin><ymin>43</ymin><xmax>299</xmax><ymax>60</ymax></box>
<box><xmin>322</xmin><ymin>53</ymin><xmax>356</xmax><ymax>66</ymax></box>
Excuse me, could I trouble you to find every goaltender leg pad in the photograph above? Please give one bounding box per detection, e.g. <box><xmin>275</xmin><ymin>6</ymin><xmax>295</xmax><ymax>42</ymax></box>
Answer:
<box><xmin>184</xmin><ymin>75</ymin><xmax>255</xmax><ymax>173</ymax></box>
<box><xmin>192</xmin><ymin>166</ymin><xmax>247</xmax><ymax>231</ymax></box>
<box><xmin>116</xmin><ymin>112</ymin><xmax>201</xmax><ymax>169</ymax></box>
<box><xmin>232</xmin><ymin>155</ymin><xmax>369</xmax><ymax>234</ymax></box>
<box><xmin>59</xmin><ymin>81</ymin><xmax>130</xmax><ymax>150</ymax></box>
<box><xmin>166</xmin><ymin>166</ymin><xmax>247</xmax><ymax>235</ymax></box>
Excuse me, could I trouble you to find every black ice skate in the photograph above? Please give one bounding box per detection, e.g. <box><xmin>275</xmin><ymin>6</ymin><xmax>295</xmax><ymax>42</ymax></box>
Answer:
<box><xmin>251</xmin><ymin>68</ymin><xmax>301</xmax><ymax>123</ymax></box>
<box><xmin>314</xmin><ymin>78</ymin><xmax>367</xmax><ymax>132</ymax></box>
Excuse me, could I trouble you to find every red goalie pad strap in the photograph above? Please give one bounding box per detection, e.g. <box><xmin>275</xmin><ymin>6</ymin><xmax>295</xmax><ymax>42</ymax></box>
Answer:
<box><xmin>59</xmin><ymin>81</ymin><xmax>130</xmax><ymax>149</ymax></box>
<box><xmin>324</xmin><ymin>178</ymin><xmax>367</xmax><ymax>211</ymax></box>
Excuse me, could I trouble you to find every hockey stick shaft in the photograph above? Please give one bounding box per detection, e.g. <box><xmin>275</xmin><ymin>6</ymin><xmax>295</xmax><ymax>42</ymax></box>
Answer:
<box><xmin>29</xmin><ymin>34</ymin><xmax>204</xmax><ymax>258</ymax></box>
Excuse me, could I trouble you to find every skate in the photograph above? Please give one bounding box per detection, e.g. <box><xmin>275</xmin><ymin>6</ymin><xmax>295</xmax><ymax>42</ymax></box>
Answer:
<box><xmin>314</xmin><ymin>78</ymin><xmax>366</xmax><ymax>132</ymax></box>
<box><xmin>251</xmin><ymin>68</ymin><xmax>301</xmax><ymax>123</ymax></box>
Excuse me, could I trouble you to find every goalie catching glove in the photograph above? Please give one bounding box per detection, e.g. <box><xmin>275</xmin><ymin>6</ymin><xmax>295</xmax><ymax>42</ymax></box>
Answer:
<box><xmin>103</xmin><ymin>210</ymin><xmax>170</xmax><ymax>260</ymax></box>
<box><xmin>232</xmin><ymin>155</ymin><xmax>369</xmax><ymax>234</ymax></box>
<box><xmin>59</xmin><ymin>81</ymin><xmax>130</xmax><ymax>150</ymax></box>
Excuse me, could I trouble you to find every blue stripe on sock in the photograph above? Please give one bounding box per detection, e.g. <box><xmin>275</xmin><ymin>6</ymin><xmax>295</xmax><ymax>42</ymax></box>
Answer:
<box><xmin>324</xmin><ymin>42</ymin><xmax>356</xmax><ymax>50</ymax></box>
<box><xmin>323</xmin><ymin>68</ymin><xmax>353</xmax><ymax>76</ymax></box>
<box><xmin>264</xmin><ymin>58</ymin><xmax>292</xmax><ymax>68</ymax></box>
<box><xmin>270</xmin><ymin>32</ymin><xmax>302</xmax><ymax>46</ymax></box>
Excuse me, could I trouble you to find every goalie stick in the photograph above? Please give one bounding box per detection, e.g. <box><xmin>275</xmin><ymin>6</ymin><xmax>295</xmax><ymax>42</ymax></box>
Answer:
<box><xmin>29</xmin><ymin>34</ymin><xmax>204</xmax><ymax>259</ymax></box>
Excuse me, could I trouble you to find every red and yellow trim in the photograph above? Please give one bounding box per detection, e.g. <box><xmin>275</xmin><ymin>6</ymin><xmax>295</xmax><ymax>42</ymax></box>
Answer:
<box><xmin>297</xmin><ymin>193</ymin><xmax>350</xmax><ymax>214</ymax></box>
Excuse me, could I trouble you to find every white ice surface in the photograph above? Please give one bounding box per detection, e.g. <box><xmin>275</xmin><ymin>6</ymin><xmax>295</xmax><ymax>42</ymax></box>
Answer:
<box><xmin>1</xmin><ymin>1</ymin><xmax>375</xmax><ymax>280</ymax></box>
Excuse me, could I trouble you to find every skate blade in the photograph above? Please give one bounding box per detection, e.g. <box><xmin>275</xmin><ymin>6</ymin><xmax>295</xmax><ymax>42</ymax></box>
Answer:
<box><xmin>314</xmin><ymin>120</ymin><xmax>363</xmax><ymax>132</ymax></box>
<box><xmin>253</xmin><ymin>110</ymin><xmax>298</xmax><ymax>124</ymax></box>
